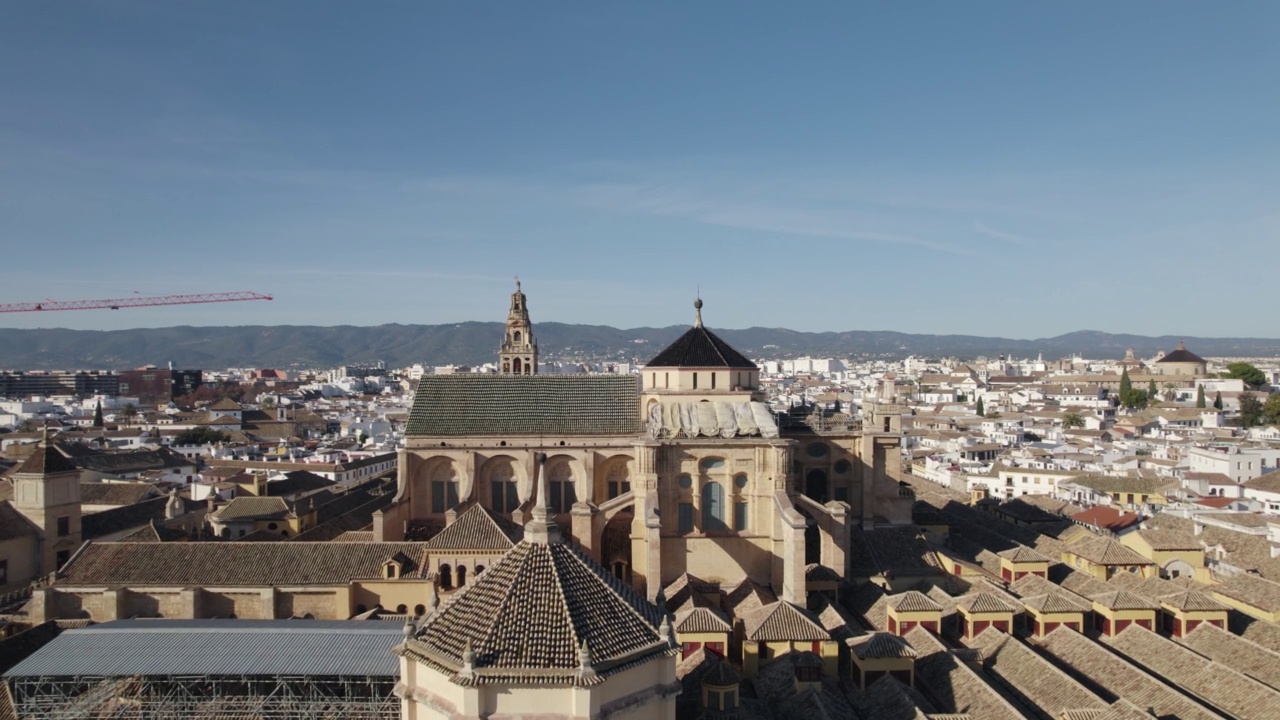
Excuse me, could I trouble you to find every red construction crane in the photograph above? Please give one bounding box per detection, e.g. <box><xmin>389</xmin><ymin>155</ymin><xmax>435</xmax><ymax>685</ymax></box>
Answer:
<box><xmin>0</xmin><ymin>291</ymin><xmax>273</xmax><ymax>313</ymax></box>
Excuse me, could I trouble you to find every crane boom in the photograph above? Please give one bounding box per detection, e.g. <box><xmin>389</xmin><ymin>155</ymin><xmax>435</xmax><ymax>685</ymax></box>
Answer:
<box><xmin>0</xmin><ymin>291</ymin><xmax>273</xmax><ymax>313</ymax></box>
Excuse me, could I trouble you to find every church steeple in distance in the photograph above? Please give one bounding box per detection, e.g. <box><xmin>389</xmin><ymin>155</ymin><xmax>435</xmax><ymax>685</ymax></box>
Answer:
<box><xmin>499</xmin><ymin>278</ymin><xmax>538</xmax><ymax>375</ymax></box>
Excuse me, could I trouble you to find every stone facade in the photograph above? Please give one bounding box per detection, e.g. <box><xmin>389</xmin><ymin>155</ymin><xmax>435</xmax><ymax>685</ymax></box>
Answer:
<box><xmin>381</xmin><ymin>294</ymin><xmax>911</xmax><ymax>604</ymax></box>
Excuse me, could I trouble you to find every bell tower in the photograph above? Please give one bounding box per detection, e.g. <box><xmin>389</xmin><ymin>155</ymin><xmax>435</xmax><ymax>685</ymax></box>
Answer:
<box><xmin>499</xmin><ymin>278</ymin><xmax>538</xmax><ymax>375</ymax></box>
<box><xmin>12</xmin><ymin>432</ymin><xmax>82</xmax><ymax>575</ymax></box>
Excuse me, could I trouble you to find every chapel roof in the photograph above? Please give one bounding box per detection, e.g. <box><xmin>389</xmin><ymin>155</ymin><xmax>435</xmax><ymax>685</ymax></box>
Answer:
<box><xmin>645</xmin><ymin>301</ymin><xmax>756</xmax><ymax>369</ymax></box>
<box><xmin>405</xmin><ymin>375</ymin><xmax>642</xmax><ymax>437</ymax></box>
<box><xmin>1155</xmin><ymin>340</ymin><xmax>1206</xmax><ymax>365</ymax></box>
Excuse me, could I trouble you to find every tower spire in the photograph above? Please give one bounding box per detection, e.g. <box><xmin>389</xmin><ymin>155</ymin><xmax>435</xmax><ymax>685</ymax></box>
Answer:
<box><xmin>499</xmin><ymin>279</ymin><xmax>537</xmax><ymax>375</ymax></box>
<box><xmin>693</xmin><ymin>297</ymin><xmax>703</xmax><ymax>328</ymax></box>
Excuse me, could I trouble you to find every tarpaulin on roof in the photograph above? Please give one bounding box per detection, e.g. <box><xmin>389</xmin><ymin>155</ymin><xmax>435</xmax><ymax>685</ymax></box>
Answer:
<box><xmin>647</xmin><ymin>401</ymin><xmax>779</xmax><ymax>439</ymax></box>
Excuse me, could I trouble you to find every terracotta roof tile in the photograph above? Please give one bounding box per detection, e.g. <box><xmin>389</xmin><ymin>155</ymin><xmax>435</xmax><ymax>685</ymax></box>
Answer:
<box><xmin>1031</xmin><ymin>626</ymin><xmax>1222</xmax><ymax>720</ymax></box>
<box><xmin>412</xmin><ymin>540</ymin><xmax>669</xmax><ymax>678</ymax></box>
<box><xmin>423</xmin><ymin>504</ymin><xmax>522</xmax><ymax>551</ymax></box>
<box><xmin>58</xmin><ymin>541</ymin><xmax>433</xmax><ymax>585</ymax></box>
<box><xmin>1180</xmin><ymin>622</ymin><xmax>1280</xmax><ymax>691</ymax></box>
<box><xmin>1101</xmin><ymin>624</ymin><xmax>1280</xmax><ymax>719</ymax></box>
<box><xmin>847</xmin><ymin>631</ymin><xmax>918</xmax><ymax>659</ymax></box>
<box><xmin>1065</xmin><ymin>537</ymin><xmax>1154</xmax><ymax>567</ymax></box>
<box><xmin>741</xmin><ymin>601</ymin><xmax>829</xmax><ymax>642</ymax></box>
<box><xmin>887</xmin><ymin>591</ymin><xmax>943</xmax><ymax>613</ymax></box>
<box><xmin>965</xmin><ymin>627</ymin><xmax>1107</xmax><ymax>717</ymax></box>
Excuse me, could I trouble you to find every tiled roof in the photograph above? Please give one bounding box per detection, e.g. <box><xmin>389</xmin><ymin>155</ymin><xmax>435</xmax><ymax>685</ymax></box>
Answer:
<box><xmin>673</xmin><ymin>601</ymin><xmax>732</xmax><ymax>634</ymax></box>
<box><xmin>58</xmin><ymin>541</ymin><xmax>433</xmax><ymax>585</ymax></box>
<box><xmin>804</xmin><ymin>563</ymin><xmax>842</xmax><ymax>582</ymax></box>
<box><xmin>1180</xmin><ymin>622</ymin><xmax>1280</xmax><ymax>691</ymax></box>
<box><xmin>1135</xmin><ymin>527</ymin><xmax>1202</xmax><ymax>551</ymax></box>
<box><xmin>644</xmin><ymin>324</ymin><xmax>756</xmax><ymax>369</ymax></box>
<box><xmin>1211</xmin><ymin>573</ymin><xmax>1280</xmax><ymax>613</ymax></box>
<box><xmin>661</xmin><ymin>572</ymin><xmax>719</xmax><ymax>611</ymax></box>
<box><xmin>212</xmin><ymin>496</ymin><xmax>291</xmax><ymax>522</ymax></box>
<box><xmin>79</xmin><ymin>481</ymin><xmax>157</xmax><ymax>507</ymax></box>
<box><xmin>1091</xmin><ymin>591</ymin><xmax>1158</xmax><ymax>611</ymax></box>
<box><xmin>1065</xmin><ymin>537</ymin><xmax>1154</xmax><ymax>567</ymax></box>
<box><xmin>1243</xmin><ymin>470</ymin><xmax>1280</xmax><ymax>493</ymax></box>
<box><xmin>1101</xmin><ymin>624</ymin><xmax>1280</xmax><ymax>719</ymax></box>
<box><xmin>411</xmin><ymin>540</ymin><xmax>669</xmax><ymax>679</ymax></box>
<box><xmin>887</xmin><ymin>591</ymin><xmax>942</xmax><ymax>613</ymax></box>
<box><xmin>740</xmin><ymin>601</ymin><xmax>829</xmax><ymax>641</ymax></box>
<box><xmin>405</xmin><ymin>375</ymin><xmax>642</xmax><ymax>436</ymax></box>
<box><xmin>13</xmin><ymin>444</ymin><xmax>79</xmax><ymax>475</ymax></box>
<box><xmin>955</xmin><ymin>592</ymin><xmax>1018</xmax><ymax>614</ymax></box>
<box><xmin>423</xmin><ymin>504</ymin><xmax>522</xmax><ymax>551</ymax></box>
<box><xmin>965</xmin><ymin>627</ymin><xmax>1107</xmax><ymax>717</ymax></box>
<box><xmin>997</xmin><ymin>545</ymin><xmax>1049</xmax><ymax>563</ymax></box>
<box><xmin>1156</xmin><ymin>345</ymin><xmax>1206</xmax><ymax>364</ymax></box>
<box><xmin>904</xmin><ymin>626</ymin><xmax>1027</xmax><ymax>720</ymax></box>
<box><xmin>208</xmin><ymin>397</ymin><xmax>244</xmax><ymax>411</ymax></box>
<box><xmin>724</xmin><ymin>577</ymin><xmax>776</xmax><ymax>614</ymax></box>
<box><xmin>0</xmin><ymin>502</ymin><xmax>41</xmax><ymax>542</ymax></box>
<box><xmin>74</xmin><ymin>448</ymin><xmax>192</xmax><ymax>475</ymax></box>
<box><xmin>82</xmin><ymin>495</ymin><xmax>198</xmax><ymax>540</ymax></box>
<box><xmin>1030</xmin><ymin>626</ymin><xmax>1222</xmax><ymax>720</ymax></box>
<box><xmin>1159</xmin><ymin>590</ymin><xmax>1228</xmax><ymax>612</ymax></box>
<box><xmin>847</xmin><ymin>631</ymin><xmax>917</xmax><ymax>659</ymax></box>
<box><xmin>1022</xmin><ymin>592</ymin><xmax>1090</xmax><ymax>614</ymax></box>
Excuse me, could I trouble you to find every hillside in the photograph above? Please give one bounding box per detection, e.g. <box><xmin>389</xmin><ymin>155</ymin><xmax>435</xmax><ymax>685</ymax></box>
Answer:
<box><xmin>1</xmin><ymin>324</ymin><xmax>1278</xmax><ymax>370</ymax></box>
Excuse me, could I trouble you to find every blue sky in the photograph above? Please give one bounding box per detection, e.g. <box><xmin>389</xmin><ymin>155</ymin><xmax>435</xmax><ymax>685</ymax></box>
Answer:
<box><xmin>2</xmin><ymin>2</ymin><xmax>1276</xmax><ymax>337</ymax></box>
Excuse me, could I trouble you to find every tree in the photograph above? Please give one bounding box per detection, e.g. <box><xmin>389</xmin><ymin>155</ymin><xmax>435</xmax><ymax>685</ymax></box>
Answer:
<box><xmin>975</xmin><ymin>397</ymin><xmax>985</xmax><ymax>417</ymax></box>
<box><xmin>1263</xmin><ymin>394</ymin><xmax>1280</xmax><ymax>426</ymax></box>
<box><xmin>1062</xmin><ymin>412</ymin><xmax>1086</xmax><ymax>429</ymax></box>
<box><xmin>1222</xmin><ymin>362</ymin><xmax>1267</xmax><ymax>389</ymax></box>
<box><xmin>93</xmin><ymin>400</ymin><xmax>104</xmax><ymax>428</ymax></box>
<box><xmin>1147</xmin><ymin>379</ymin><xmax>1158</xmax><ymax>400</ymax></box>
<box><xmin>1120</xmin><ymin>388</ymin><xmax>1149</xmax><ymax>410</ymax></box>
<box><xmin>1239</xmin><ymin>392</ymin><xmax>1264</xmax><ymax>428</ymax></box>
<box><xmin>1196</xmin><ymin>385</ymin><xmax>1206</xmax><ymax>409</ymax></box>
<box><xmin>1120</xmin><ymin>368</ymin><xmax>1133</xmax><ymax>397</ymax></box>
<box><xmin>173</xmin><ymin>428</ymin><xmax>230</xmax><ymax>445</ymax></box>
<box><xmin>1213</xmin><ymin>391</ymin><xmax>1223</xmax><ymax>410</ymax></box>
<box><xmin>121</xmin><ymin>403</ymin><xmax>137</xmax><ymax>427</ymax></box>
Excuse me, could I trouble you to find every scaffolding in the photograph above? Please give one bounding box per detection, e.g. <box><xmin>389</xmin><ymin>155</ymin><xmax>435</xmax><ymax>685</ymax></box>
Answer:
<box><xmin>6</xmin><ymin>674</ymin><xmax>398</xmax><ymax>720</ymax></box>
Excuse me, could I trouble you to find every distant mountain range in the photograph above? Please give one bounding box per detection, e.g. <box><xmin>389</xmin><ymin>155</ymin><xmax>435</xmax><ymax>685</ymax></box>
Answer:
<box><xmin>0</xmin><ymin>323</ymin><xmax>1277</xmax><ymax>371</ymax></box>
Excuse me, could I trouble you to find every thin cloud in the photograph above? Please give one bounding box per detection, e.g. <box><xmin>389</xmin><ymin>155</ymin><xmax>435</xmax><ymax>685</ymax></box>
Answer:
<box><xmin>973</xmin><ymin>221</ymin><xmax>1036</xmax><ymax>246</ymax></box>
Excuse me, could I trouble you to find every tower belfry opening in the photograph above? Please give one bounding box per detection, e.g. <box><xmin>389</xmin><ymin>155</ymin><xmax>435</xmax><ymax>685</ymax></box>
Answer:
<box><xmin>499</xmin><ymin>278</ymin><xmax>537</xmax><ymax>375</ymax></box>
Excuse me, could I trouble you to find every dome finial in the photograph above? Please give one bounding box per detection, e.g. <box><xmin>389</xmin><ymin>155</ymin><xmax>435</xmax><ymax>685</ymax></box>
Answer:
<box><xmin>694</xmin><ymin>296</ymin><xmax>703</xmax><ymax>328</ymax></box>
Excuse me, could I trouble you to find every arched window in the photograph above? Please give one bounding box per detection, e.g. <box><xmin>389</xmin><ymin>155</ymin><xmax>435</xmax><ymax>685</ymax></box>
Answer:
<box><xmin>439</xmin><ymin>564</ymin><xmax>453</xmax><ymax>590</ymax></box>
<box><xmin>489</xmin><ymin>460</ymin><xmax>520</xmax><ymax>514</ymax></box>
<box><xmin>546</xmin><ymin>459</ymin><xmax>577</xmax><ymax>513</ymax></box>
<box><xmin>414</xmin><ymin>604</ymin><xmax>426</xmax><ymax>616</ymax></box>
<box><xmin>475</xmin><ymin>564</ymin><xmax>485</xmax><ymax>575</ymax></box>
<box><xmin>805</xmin><ymin>469</ymin><xmax>828</xmax><ymax>503</ymax></box>
<box><xmin>513</xmin><ymin>358</ymin><xmax>523</xmax><ymax>374</ymax></box>
<box><xmin>457</xmin><ymin>565</ymin><xmax>468</xmax><ymax>586</ymax></box>
<box><xmin>396</xmin><ymin>604</ymin><xmax>407</xmax><ymax>614</ymax></box>
<box><xmin>702</xmin><ymin>482</ymin><xmax>726</xmax><ymax>531</ymax></box>
<box><xmin>513</xmin><ymin>331</ymin><xmax>521</xmax><ymax>343</ymax></box>
<box><xmin>431</xmin><ymin>461</ymin><xmax>460</xmax><ymax>514</ymax></box>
